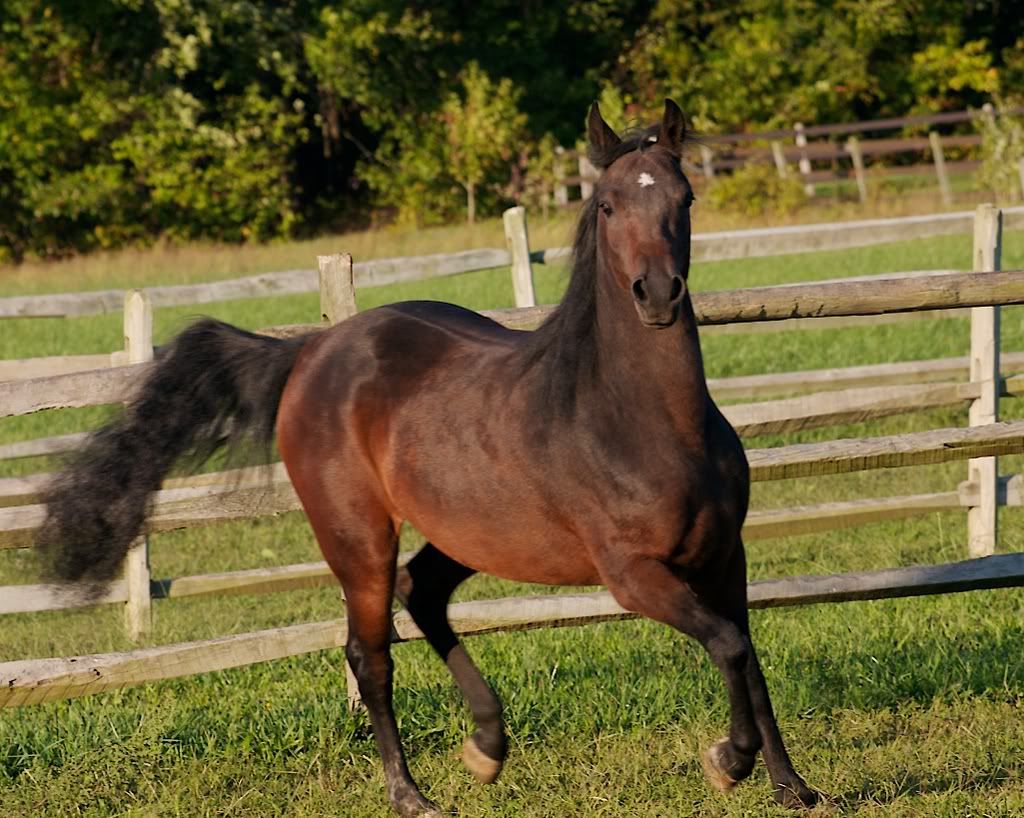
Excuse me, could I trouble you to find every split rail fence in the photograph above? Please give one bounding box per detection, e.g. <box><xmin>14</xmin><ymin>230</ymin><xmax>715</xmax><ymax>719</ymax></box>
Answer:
<box><xmin>2</xmin><ymin>205</ymin><xmax>1024</xmax><ymax>707</ymax></box>
<box><xmin>562</xmin><ymin>104</ymin><xmax>1024</xmax><ymax>207</ymax></box>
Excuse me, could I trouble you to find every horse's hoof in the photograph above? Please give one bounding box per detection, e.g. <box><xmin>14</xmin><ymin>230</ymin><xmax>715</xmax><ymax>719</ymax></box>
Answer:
<box><xmin>702</xmin><ymin>738</ymin><xmax>739</xmax><ymax>793</ymax></box>
<box><xmin>391</xmin><ymin>789</ymin><xmax>444</xmax><ymax>818</ymax></box>
<box><xmin>462</xmin><ymin>735</ymin><xmax>503</xmax><ymax>784</ymax></box>
<box><xmin>773</xmin><ymin>782</ymin><xmax>821</xmax><ymax>810</ymax></box>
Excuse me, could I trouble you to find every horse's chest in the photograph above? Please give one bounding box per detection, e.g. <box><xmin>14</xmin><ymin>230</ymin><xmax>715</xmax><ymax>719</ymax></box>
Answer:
<box><xmin>589</xmin><ymin>450</ymin><xmax>744</xmax><ymax>556</ymax></box>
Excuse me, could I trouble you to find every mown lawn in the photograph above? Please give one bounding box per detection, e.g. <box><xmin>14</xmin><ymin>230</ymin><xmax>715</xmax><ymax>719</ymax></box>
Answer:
<box><xmin>2</xmin><ymin>224</ymin><xmax>1024</xmax><ymax>816</ymax></box>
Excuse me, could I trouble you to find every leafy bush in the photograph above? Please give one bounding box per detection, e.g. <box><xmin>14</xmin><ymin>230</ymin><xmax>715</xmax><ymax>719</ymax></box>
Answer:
<box><xmin>976</xmin><ymin>98</ymin><xmax>1024</xmax><ymax>201</ymax></box>
<box><xmin>704</xmin><ymin>163</ymin><xmax>808</xmax><ymax>217</ymax></box>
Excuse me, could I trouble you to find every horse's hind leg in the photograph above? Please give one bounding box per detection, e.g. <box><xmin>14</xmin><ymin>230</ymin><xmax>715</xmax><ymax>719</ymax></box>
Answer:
<box><xmin>306</xmin><ymin>509</ymin><xmax>440</xmax><ymax>818</ymax></box>
<box><xmin>396</xmin><ymin>544</ymin><xmax>507</xmax><ymax>783</ymax></box>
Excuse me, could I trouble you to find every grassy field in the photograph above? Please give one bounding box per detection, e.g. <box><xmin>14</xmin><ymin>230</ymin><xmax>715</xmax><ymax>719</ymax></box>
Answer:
<box><xmin>2</xmin><ymin>220</ymin><xmax>1024</xmax><ymax>816</ymax></box>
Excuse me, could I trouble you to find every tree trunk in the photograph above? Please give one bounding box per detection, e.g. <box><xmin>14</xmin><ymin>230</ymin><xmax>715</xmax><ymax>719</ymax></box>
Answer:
<box><xmin>467</xmin><ymin>183</ymin><xmax>476</xmax><ymax>224</ymax></box>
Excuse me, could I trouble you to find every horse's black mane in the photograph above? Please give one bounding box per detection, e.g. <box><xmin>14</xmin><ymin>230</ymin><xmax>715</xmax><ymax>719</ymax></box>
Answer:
<box><xmin>519</xmin><ymin>124</ymin><xmax>671</xmax><ymax>418</ymax></box>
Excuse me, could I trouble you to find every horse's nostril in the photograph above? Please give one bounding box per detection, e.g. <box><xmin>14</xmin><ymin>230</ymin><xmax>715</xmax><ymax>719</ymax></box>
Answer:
<box><xmin>669</xmin><ymin>276</ymin><xmax>683</xmax><ymax>302</ymax></box>
<box><xmin>632</xmin><ymin>279</ymin><xmax>647</xmax><ymax>302</ymax></box>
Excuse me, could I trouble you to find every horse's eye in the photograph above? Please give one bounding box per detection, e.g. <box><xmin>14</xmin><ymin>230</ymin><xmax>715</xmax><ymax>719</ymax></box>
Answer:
<box><xmin>598</xmin><ymin>201</ymin><xmax>613</xmax><ymax>216</ymax></box>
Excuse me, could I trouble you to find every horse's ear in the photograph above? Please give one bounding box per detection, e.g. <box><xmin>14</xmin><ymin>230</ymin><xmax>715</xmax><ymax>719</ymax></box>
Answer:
<box><xmin>588</xmin><ymin>102</ymin><xmax>621</xmax><ymax>163</ymax></box>
<box><xmin>657</xmin><ymin>99</ymin><xmax>686</xmax><ymax>156</ymax></box>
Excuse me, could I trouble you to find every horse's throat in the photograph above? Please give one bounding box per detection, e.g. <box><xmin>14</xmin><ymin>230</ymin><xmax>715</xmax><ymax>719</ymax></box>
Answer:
<box><xmin>596</xmin><ymin>294</ymin><xmax>709</xmax><ymax>437</ymax></box>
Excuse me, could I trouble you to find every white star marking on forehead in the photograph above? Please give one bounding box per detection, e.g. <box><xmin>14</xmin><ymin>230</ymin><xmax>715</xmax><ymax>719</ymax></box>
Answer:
<box><xmin>637</xmin><ymin>172</ymin><xmax>656</xmax><ymax>187</ymax></box>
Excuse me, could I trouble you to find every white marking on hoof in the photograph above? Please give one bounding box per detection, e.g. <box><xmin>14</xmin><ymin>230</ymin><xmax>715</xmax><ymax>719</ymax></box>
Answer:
<box><xmin>637</xmin><ymin>172</ymin><xmax>656</xmax><ymax>187</ymax></box>
<box><xmin>702</xmin><ymin>738</ymin><xmax>739</xmax><ymax>793</ymax></box>
<box><xmin>462</xmin><ymin>735</ymin><xmax>503</xmax><ymax>784</ymax></box>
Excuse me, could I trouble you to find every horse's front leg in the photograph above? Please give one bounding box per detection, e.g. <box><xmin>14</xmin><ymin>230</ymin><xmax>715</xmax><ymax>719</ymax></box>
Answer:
<box><xmin>602</xmin><ymin>550</ymin><xmax>819</xmax><ymax>809</ymax></box>
<box><xmin>696</xmin><ymin>544</ymin><xmax>821</xmax><ymax>809</ymax></box>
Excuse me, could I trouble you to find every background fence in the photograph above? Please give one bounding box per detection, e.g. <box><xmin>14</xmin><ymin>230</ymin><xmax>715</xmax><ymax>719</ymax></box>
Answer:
<box><xmin>2</xmin><ymin>204</ymin><xmax>1024</xmax><ymax>708</ymax></box>
<box><xmin>553</xmin><ymin>105</ymin><xmax>1024</xmax><ymax>207</ymax></box>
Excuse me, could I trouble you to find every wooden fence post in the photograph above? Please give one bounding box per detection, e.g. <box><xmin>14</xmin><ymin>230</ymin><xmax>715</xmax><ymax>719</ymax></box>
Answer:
<box><xmin>846</xmin><ymin>137</ymin><xmax>868</xmax><ymax>204</ymax></box>
<box><xmin>316</xmin><ymin>255</ymin><xmax>360</xmax><ymax>705</ymax></box>
<box><xmin>794</xmin><ymin>123</ymin><xmax>815</xmax><ymax>196</ymax></box>
<box><xmin>929</xmin><ymin>132</ymin><xmax>953</xmax><ymax>207</ymax></box>
<box><xmin>123</xmin><ymin>290</ymin><xmax>153</xmax><ymax>641</ymax></box>
<box><xmin>318</xmin><ymin>254</ymin><xmax>357</xmax><ymax>324</ymax></box>
<box><xmin>699</xmin><ymin>145</ymin><xmax>715</xmax><ymax>180</ymax></box>
<box><xmin>578</xmin><ymin>154</ymin><xmax>597</xmax><ymax>201</ymax></box>
<box><xmin>771</xmin><ymin>140</ymin><xmax>788</xmax><ymax>179</ymax></box>
<box><xmin>554</xmin><ymin>146</ymin><xmax>568</xmax><ymax>206</ymax></box>
<box><xmin>503</xmin><ymin>206</ymin><xmax>536</xmax><ymax>308</ymax></box>
<box><xmin>967</xmin><ymin>204</ymin><xmax>1003</xmax><ymax>558</ymax></box>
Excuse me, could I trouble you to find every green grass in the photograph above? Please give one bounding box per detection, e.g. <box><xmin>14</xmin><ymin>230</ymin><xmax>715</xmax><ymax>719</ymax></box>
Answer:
<box><xmin>3</xmin><ymin>227</ymin><xmax>1024</xmax><ymax>816</ymax></box>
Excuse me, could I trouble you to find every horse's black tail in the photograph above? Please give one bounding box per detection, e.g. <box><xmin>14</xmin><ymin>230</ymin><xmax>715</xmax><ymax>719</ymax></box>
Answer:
<box><xmin>38</xmin><ymin>318</ymin><xmax>315</xmax><ymax>592</ymax></box>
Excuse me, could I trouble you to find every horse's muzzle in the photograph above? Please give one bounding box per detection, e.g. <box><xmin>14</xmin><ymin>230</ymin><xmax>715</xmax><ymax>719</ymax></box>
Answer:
<box><xmin>632</xmin><ymin>273</ymin><xmax>685</xmax><ymax>328</ymax></box>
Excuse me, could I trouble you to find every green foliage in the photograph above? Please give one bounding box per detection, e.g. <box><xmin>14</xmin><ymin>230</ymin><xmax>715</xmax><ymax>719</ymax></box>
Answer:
<box><xmin>704</xmin><ymin>163</ymin><xmax>808</xmax><ymax>218</ymax></box>
<box><xmin>976</xmin><ymin>97</ymin><xmax>1024</xmax><ymax>202</ymax></box>
<box><xmin>0</xmin><ymin>0</ymin><xmax>309</xmax><ymax>259</ymax></box>
<box><xmin>909</xmin><ymin>36</ymin><xmax>999</xmax><ymax>113</ymax></box>
<box><xmin>3</xmin><ymin>0</ymin><xmax>1024</xmax><ymax>259</ymax></box>
<box><xmin>618</xmin><ymin>1</ymin><xmax>1017</xmax><ymax>133</ymax></box>
<box><xmin>521</xmin><ymin>133</ymin><xmax>562</xmax><ymax>219</ymax></box>
<box><xmin>359</xmin><ymin>114</ymin><xmax>454</xmax><ymax>227</ymax></box>
<box><xmin>442</xmin><ymin>63</ymin><xmax>527</xmax><ymax>223</ymax></box>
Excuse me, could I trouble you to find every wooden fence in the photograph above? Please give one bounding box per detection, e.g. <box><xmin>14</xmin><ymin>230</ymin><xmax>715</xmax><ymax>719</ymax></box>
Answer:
<box><xmin>2</xmin><ymin>205</ymin><xmax>1024</xmax><ymax>707</ymax></box>
<box><xmin>558</xmin><ymin>104</ymin><xmax>1024</xmax><ymax>207</ymax></box>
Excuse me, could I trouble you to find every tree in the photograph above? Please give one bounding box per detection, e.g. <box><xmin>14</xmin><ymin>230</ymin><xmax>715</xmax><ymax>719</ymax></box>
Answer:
<box><xmin>441</xmin><ymin>62</ymin><xmax>527</xmax><ymax>223</ymax></box>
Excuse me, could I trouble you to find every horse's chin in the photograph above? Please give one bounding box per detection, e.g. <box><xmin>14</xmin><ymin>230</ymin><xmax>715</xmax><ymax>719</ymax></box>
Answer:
<box><xmin>637</xmin><ymin>303</ymin><xmax>680</xmax><ymax>329</ymax></box>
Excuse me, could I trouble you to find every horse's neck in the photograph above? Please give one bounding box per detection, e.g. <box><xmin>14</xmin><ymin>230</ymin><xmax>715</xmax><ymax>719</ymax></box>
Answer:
<box><xmin>595</xmin><ymin>283</ymin><xmax>709</xmax><ymax>443</ymax></box>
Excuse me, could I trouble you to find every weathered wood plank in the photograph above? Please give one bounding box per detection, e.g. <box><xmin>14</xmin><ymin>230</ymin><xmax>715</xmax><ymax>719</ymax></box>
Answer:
<box><xmin>708</xmin><ymin>352</ymin><xmax>1024</xmax><ymax>401</ymax></box>
<box><xmin>747</xmin><ymin>421</ymin><xmax>1024</xmax><ymax>482</ymax></box>
<box><xmin>152</xmin><ymin>561</ymin><xmax>335</xmax><ymax>600</ymax></box>
<box><xmin>0</xmin><ymin>462</ymin><xmax>286</xmax><ymax>506</ymax></box>
<box><xmin>0</xmin><ymin>432</ymin><xmax>87</xmax><ymax>462</ymax></box>
<box><xmin>968</xmin><ymin>205</ymin><xmax>1003</xmax><ymax>558</ymax></box>
<box><xmin>743</xmin><ymin>492</ymin><xmax>961</xmax><ymax>540</ymax></box>
<box><xmin>122</xmin><ymin>291</ymin><xmax>154</xmax><ymax>641</ymax></box>
<box><xmin>5</xmin><ymin>208</ymin><xmax>1024</xmax><ymax>321</ymax></box>
<box><xmin>0</xmin><ymin>251</ymin><xmax>514</xmax><ymax>320</ymax></box>
<box><xmin>0</xmin><ymin>363</ymin><xmax>150</xmax><ymax>418</ymax></box>
<box><xmin>0</xmin><ymin>474</ymin><xmax>302</xmax><ymax>549</ymax></box>
<box><xmin>503</xmin><ymin>206</ymin><xmax>536</xmax><ymax>308</ymax></box>
<box><xmin>747</xmin><ymin>553</ymin><xmax>1024</xmax><ymax>608</ymax></box>
<box><xmin>0</xmin><ymin>618</ymin><xmax>350</xmax><ymax>706</ymax></box>
<box><xmin>0</xmin><ymin>580</ymin><xmax>128</xmax><ymax>615</ymax></box>
<box><xmin>4</xmin><ymin>553</ymin><xmax>1023</xmax><ymax>706</ymax></box>
<box><xmin>318</xmin><ymin>253</ymin><xmax>357</xmax><ymax>324</ymax></box>
<box><xmin>0</xmin><ymin>354</ymin><xmax>115</xmax><ymax>381</ymax></box>
<box><xmin>695</xmin><ymin>269</ymin><xmax>1024</xmax><ymax>325</ymax></box>
<box><xmin>724</xmin><ymin>381</ymin><xmax>979</xmax><ymax>438</ymax></box>
<box><xmin>690</xmin><ymin>206</ymin><xmax>1024</xmax><ymax>261</ymax></box>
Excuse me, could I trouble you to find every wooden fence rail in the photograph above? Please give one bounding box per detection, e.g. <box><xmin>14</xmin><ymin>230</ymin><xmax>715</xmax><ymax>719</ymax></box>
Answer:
<box><xmin>6</xmin><ymin>269</ymin><xmax>1024</xmax><ymax>422</ymax></box>
<box><xmin>3</xmin><ymin>208</ymin><xmax>1022</xmax><ymax>325</ymax></box>
<box><xmin>3</xmin><ymin>203</ymin><xmax>1022</xmax><ymax>710</ymax></box>
<box><xmin>4</xmin><ymin>552</ymin><xmax>1023</xmax><ymax>708</ymax></box>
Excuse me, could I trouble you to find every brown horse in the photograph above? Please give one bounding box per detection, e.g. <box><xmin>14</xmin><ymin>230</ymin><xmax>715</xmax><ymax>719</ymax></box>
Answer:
<box><xmin>40</xmin><ymin>101</ymin><xmax>819</xmax><ymax>816</ymax></box>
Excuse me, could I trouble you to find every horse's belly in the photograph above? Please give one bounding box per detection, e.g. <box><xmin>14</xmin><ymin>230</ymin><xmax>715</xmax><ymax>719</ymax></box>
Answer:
<box><xmin>409</xmin><ymin>509</ymin><xmax>602</xmax><ymax>587</ymax></box>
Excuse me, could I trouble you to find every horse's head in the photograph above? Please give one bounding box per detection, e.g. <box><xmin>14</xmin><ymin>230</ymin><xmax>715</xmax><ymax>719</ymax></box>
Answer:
<box><xmin>588</xmin><ymin>99</ymin><xmax>693</xmax><ymax>329</ymax></box>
